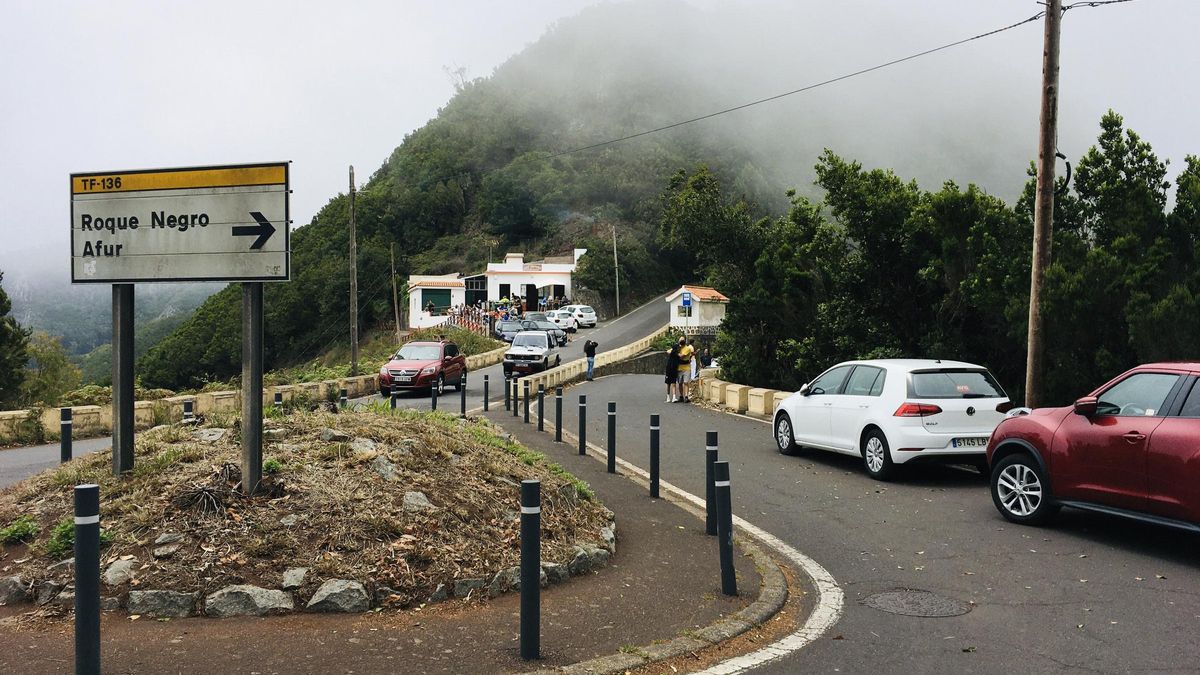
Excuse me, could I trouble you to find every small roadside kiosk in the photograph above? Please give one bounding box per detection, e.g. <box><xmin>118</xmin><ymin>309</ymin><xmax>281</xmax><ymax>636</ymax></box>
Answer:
<box><xmin>665</xmin><ymin>285</ymin><xmax>728</xmax><ymax>342</ymax></box>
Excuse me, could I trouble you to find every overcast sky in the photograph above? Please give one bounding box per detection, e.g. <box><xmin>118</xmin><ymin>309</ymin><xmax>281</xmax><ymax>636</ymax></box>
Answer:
<box><xmin>2</xmin><ymin>0</ymin><xmax>1196</xmax><ymax>286</ymax></box>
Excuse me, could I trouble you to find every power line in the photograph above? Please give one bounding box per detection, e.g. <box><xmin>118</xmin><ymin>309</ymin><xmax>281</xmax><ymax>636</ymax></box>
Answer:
<box><xmin>543</xmin><ymin>2</ymin><xmax>1137</xmax><ymax>160</ymax></box>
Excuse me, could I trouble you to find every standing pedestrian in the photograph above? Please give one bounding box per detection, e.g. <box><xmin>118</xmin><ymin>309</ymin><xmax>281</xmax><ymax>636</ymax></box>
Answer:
<box><xmin>584</xmin><ymin>339</ymin><xmax>598</xmax><ymax>381</ymax></box>
<box><xmin>665</xmin><ymin>343</ymin><xmax>681</xmax><ymax>402</ymax></box>
<box><xmin>699</xmin><ymin>347</ymin><xmax>713</xmax><ymax>368</ymax></box>
<box><xmin>676</xmin><ymin>336</ymin><xmax>694</xmax><ymax>403</ymax></box>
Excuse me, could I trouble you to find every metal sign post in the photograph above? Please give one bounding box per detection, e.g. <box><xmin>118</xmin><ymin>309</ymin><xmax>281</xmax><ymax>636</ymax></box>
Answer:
<box><xmin>70</xmin><ymin>163</ymin><xmax>289</xmax><ymax>481</ymax></box>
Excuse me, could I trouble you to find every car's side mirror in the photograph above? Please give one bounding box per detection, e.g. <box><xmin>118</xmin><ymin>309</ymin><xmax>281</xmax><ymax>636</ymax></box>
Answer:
<box><xmin>799</xmin><ymin>383</ymin><xmax>812</xmax><ymax>396</ymax></box>
<box><xmin>1073</xmin><ymin>396</ymin><xmax>1098</xmax><ymax>417</ymax></box>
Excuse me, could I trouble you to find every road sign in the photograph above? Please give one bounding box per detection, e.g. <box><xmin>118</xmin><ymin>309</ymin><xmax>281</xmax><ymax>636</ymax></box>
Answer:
<box><xmin>70</xmin><ymin>162</ymin><xmax>289</xmax><ymax>283</ymax></box>
<box><xmin>682</xmin><ymin>291</ymin><xmax>692</xmax><ymax>307</ymax></box>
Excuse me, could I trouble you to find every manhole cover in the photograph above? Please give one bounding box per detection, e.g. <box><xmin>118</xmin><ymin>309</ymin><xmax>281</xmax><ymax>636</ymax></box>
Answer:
<box><xmin>863</xmin><ymin>590</ymin><xmax>971</xmax><ymax>617</ymax></box>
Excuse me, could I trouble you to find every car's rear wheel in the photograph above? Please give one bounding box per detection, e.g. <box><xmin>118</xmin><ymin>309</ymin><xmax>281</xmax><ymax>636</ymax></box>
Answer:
<box><xmin>990</xmin><ymin>453</ymin><xmax>1060</xmax><ymax>525</ymax></box>
<box><xmin>862</xmin><ymin>429</ymin><xmax>896</xmax><ymax>481</ymax></box>
<box><xmin>775</xmin><ymin>413</ymin><xmax>800</xmax><ymax>456</ymax></box>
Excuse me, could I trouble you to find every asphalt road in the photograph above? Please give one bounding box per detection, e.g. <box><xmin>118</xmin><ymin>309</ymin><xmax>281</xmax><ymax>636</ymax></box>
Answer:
<box><xmin>537</xmin><ymin>374</ymin><xmax>1200</xmax><ymax>674</ymax></box>
<box><xmin>0</xmin><ymin>295</ymin><xmax>668</xmax><ymax>490</ymax></box>
<box><xmin>349</xmin><ymin>292</ymin><xmax>669</xmax><ymax>412</ymax></box>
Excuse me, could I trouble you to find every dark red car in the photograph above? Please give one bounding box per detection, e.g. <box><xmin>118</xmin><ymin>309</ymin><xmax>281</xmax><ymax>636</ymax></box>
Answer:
<box><xmin>986</xmin><ymin>363</ymin><xmax>1200</xmax><ymax>532</ymax></box>
<box><xmin>378</xmin><ymin>340</ymin><xmax>466</xmax><ymax>396</ymax></box>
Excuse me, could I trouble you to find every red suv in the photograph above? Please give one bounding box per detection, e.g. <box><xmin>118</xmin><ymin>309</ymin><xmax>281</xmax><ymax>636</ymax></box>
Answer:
<box><xmin>378</xmin><ymin>340</ymin><xmax>466</xmax><ymax>396</ymax></box>
<box><xmin>986</xmin><ymin>363</ymin><xmax>1200</xmax><ymax>532</ymax></box>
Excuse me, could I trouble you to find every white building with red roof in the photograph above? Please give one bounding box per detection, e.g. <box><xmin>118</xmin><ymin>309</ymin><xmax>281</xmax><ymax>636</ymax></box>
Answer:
<box><xmin>665</xmin><ymin>285</ymin><xmax>729</xmax><ymax>335</ymax></box>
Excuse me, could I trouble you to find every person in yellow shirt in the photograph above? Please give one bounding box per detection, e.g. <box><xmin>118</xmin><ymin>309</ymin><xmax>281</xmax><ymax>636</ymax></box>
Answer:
<box><xmin>676</xmin><ymin>336</ymin><xmax>695</xmax><ymax>403</ymax></box>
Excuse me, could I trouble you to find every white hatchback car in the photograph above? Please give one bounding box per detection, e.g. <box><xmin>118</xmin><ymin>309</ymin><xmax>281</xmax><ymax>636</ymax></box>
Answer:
<box><xmin>563</xmin><ymin>305</ymin><xmax>597</xmax><ymax>328</ymax></box>
<box><xmin>773</xmin><ymin>359</ymin><xmax>1012</xmax><ymax>480</ymax></box>
<box><xmin>546</xmin><ymin>309</ymin><xmax>579</xmax><ymax>332</ymax></box>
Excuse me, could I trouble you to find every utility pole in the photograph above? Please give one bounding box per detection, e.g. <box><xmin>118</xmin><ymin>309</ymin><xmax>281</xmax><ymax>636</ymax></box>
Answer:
<box><xmin>612</xmin><ymin>225</ymin><xmax>620</xmax><ymax>317</ymax></box>
<box><xmin>1024</xmin><ymin>0</ymin><xmax>1062</xmax><ymax>408</ymax></box>
<box><xmin>390</xmin><ymin>242</ymin><xmax>401</xmax><ymax>343</ymax></box>
<box><xmin>349</xmin><ymin>165</ymin><xmax>359</xmax><ymax>376</ymax></box>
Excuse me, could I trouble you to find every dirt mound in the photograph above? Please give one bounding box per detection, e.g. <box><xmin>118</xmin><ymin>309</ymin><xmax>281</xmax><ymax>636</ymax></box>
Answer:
<box><xmin>0</xmin><ymin>409</ymin><xmax>608</xmax><ymax>612</ymax></box>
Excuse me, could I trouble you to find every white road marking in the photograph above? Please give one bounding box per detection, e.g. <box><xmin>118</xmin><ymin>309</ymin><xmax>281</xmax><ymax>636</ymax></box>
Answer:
<box><xmin>542</xmin><ymin>418</ymin><xmax>845</xmax><ymax>673</ymax></box>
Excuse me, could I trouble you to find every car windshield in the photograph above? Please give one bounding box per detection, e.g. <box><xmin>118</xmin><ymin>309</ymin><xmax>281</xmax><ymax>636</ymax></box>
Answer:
<box><xmin>908</xmin><ymin>369</ymin><xmax>1006</xmax><ymax>399</ymax></box>
<box><xmin>394</xmin><ymin>344</ymin><xmax>441</xmax><ymax>361</ymax></box>
<box><xmin>578</xmin><ymin>306</ymin><xmax>594</xmax><ymax>313</ymax></box>
<box><xmin>497</xmin><ymin>321</ymin><xmax>521</xmax><ymax>331</ymax></box>
<box><xmin>512</xmin><ymin>334</ymin><xmax>548</xmax><ymax>348</ymax></box>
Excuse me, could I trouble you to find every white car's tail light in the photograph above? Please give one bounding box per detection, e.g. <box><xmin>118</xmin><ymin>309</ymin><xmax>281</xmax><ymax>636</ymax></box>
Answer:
<box><xmin>894</xmin><ymin>403</ymin><xmax>943</xmax><ymax>417</ymax></box>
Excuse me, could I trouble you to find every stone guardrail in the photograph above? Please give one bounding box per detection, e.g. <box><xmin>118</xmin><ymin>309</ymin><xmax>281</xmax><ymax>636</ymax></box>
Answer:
<box><xmin>0</xmin><ymin>345</ymin><xmax>511</xmax><ymax>446</ymax></box>
<box><xmin>698</xmin><ymin>369</ymin><xmax>793</xmax><ymax>417</ymax></box>
<box><xmin>511</xmin><ymin>325</ymin><xmax>670</xmax><ymax>393</ymax></box>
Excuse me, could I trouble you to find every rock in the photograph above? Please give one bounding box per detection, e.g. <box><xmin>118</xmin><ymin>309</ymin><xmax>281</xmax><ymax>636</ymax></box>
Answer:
<box><xmin>282</xmin><ymin>567</ymin><xmax>308</xmax><ymax>590</ymax></box>
<box><xmin>558</xmin><ymin>483</ymin><xmax>580</xmax><ymax>506</ymax></box>
<box><xmin>397</xmin><ymin>438</ymin><xmax>423</xmax><ymax>455</ymax></box>
<box><xmin>403</xmin><ymin>491</ymin><xmax>435</xmax><ymax>513</ymax></box>
<box><xmin>371</xmin><ymin>456</ymin><xmax>397</xmax><ymax>481</ymax></box>
<box><xmin>306</xmin><ymin>579</ymin><xmax>369</xmax><ymax>613</ymax></box>
<box><xmin>453</xmin><ymin>578</ymin><xmax>485</xmax><ymax>599</ymax></box>
<box><xmin>350</xmin><ymin>438</ymin><xmax>376</xmax><ymax>454</ymax></box>
<box><xmin>100</xmin><ymin>596</ymin><xmax>121</xmax><ymax>611</ymax></box>
<box><xmin>374</xmin><ymin>585</ymin><xmax>402</xmax><ymax>607</ymax></box>
<box><xmin>148</xmin><ymin>424</ymin><xmax>170</xmax><ymax>435</ymax></box>
<box><xmin>319</xmin><ymin>428</ymin><xmax>350</xmax><ymax>442</ymax></box>
<box><xmin>103</xmin><ymin>559</ymin><xmax>139</xmax><ymax>587</ymax></box>
<box><xmin>54</xmin><ymin>590</ymin><xmax>75</xmax><ymax>608</ymax></box>
<box><xmin>153</xmin><ymin>543</ymin><xmax>182</xmax><ymax>559</ymax></box>
<box><xmin>488</xmin><ymin>567</ymin><xmax>519</xmax><ymax>598</ymax></box>
<box><xmin>46</xmin><ymin>558</ymin><xmax>75</xmax><ymax>574</ymax></box>
<box><xmin>428</xmin><ymin>583</ymin><xmax>448</xmax><ymax>603</ymax></box>
<box><xmin>568</xmin><ymin>545</ymin><xmax>610</xmax><ymax>576</ymax></box>
<box><xmin>154</xmin><ymin>532</ymin><xmax>184</xmax><ymax>546</ymax></box>
<box><xmin>279</xmin><ymin>514</ymin><xmax>300</xmax><ymax>527</ymax></box>
<box><xmin>36</xmin><ymin>581</ymin><xmax>64</xmax><ymax>606</ymax></box>
<box><xmin>599</xmin><ymin>524</ymin><xmax>617</xmax><ymax>553</ymax></box>
<box><xmin>205</xmin><ymin>585</ymin><xmax>294</xmax><ymax>617</ymax></box>
<box><xmin>128</xmin><ymin>590</ymin><xmax>195</xmax><ymax>618</ymax></box>
<box><xmin>263</xmin><ymin>428</ymin><xmax>288</xmax><ymax>439</ymax></box>
<box><xmin>542</xmin><ymin>563</ymin><xmax>569</xmax><ymax>585</ymax></box>
<box><xmin>192</xmin><ymin>428</ymin><xmax>227</xmax><ymax>443</ymax></box>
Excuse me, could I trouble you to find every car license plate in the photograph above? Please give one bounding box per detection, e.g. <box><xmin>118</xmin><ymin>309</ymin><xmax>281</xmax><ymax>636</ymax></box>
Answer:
<box><xmin>397</xmin><ymin>376</ymin><xmax>413</xmax><ymax>383</ymax></box>
<box><xmin>951</xmin><ymin>437</ymin><xmax>987</xmax><ymax>448</ymax></box>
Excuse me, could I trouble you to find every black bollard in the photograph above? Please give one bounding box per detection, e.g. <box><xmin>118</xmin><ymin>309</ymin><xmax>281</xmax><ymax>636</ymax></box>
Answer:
<box><xmin>389</xmin><ymin>391</ymin><xmax>397</xmax><ymax>410</ymax></box>
<box><xmin>607</xmin><ymin>401</ymin><xmax>616</xmax><ymax>474</ymax></box>
<box><xmin>554</xmin><ymin>387</ymin><xmax>563</xmax><ymax>443</ymax></box>
<box><xmin>537</xmin><ymin>384</ymin><xmax>545</xmax><ymax>431</ymax></box>
<box><xmin>484</xmin><ymin>375</ymin><xmax>490</xmax><ymax>412</ymax></box>
<box><xmin>504</xmin><ymin>374</ymin><xmax>511</xmax><ymax>411</ymax></box>
<box><xmin>74</xmin><ymin>483</ymin><xmax>101</xmax><ymax>675</ymax></box>
<box><xmin>183</xmin><ymin>399</ymin><xmax>194</xmax><ymax>423</ymax></box>
<box><xmin>60</xmin><ymin>408</ymin><xmax>72</xmax><ymax>464</ymax></box>
<box><xmin>714</xmin><ymin>460</ymin><xmax>738</xmax><ymax>596</ymax></box>
<box><xmin>578</xmin><ymin>395</ymin><xmax>587</xmax><ymax>456</ymax></box>
<box><xmin>460</xmin><ymin>373</ymin><xmax>468</xmax><ymax>418</ymax></box>
<box><xmin>649</xmin><ymin>414</ymin><xmax>660</xmax><ymax>498</ymax></box>
<box><xmin>339</xmin><ymin>388</ymin><xmax>348</xmax><ymax>409</ymax></box>
<box><xmin>274</xmin><ymin>391</ymin><xmax>283</xmax><ymax>409</ymax></box>
<box><xmin>431</xmin><ymin>380</ymin><xmax>439</xmax><ymax>411</ymax></box>
<box><xmin>523</xmin><ymin>380</ymin><xmax>531</xmax><ymax>424</ymax></box>
<box><xmin>519</xmin><ymin>480</ymin><xmax>541</xmax><ymax>660</ymax></box>
<box><xmin>512</xmin><ymin>379</ymin><xmax>519</xmax><ymax>418</ymax></box>
<box><xmin>705</xmin><ymin>431</ymin><xmax>718</xmax><ymax>536</ymax></box>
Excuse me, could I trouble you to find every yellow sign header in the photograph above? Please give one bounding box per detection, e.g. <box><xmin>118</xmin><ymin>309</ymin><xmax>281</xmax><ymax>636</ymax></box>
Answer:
<box><xmin>72</xmin><ymin>164</ymin><xmax>287</xmax><ymax>195</ymax></box>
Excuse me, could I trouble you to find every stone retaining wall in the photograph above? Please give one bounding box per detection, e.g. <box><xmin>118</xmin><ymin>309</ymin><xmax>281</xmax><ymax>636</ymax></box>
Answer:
<box><xmin>697</xmin><ymin>368</ymin><xmax>794</xmax><ymax>419</ymax></box>
<box><xmin>510</xmin><ymin>325</ymin><xmax>670</xmax><ymax>393</ymax></box>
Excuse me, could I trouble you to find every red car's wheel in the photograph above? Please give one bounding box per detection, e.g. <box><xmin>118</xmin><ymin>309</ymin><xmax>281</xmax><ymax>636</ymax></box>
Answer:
<box><xmin>990</xmin><ymin>453</ymin><xmax>1060</xmax><ymax>525</ymax></box>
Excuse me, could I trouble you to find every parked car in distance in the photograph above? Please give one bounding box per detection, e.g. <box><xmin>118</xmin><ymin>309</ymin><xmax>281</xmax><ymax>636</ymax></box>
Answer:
<box><xmin>522</xmin><ymin>312</ymin><xmax>548</xmax><ymax>323</ymax></box>
<box><xmin>521</xmin><ymin>319</ymin><xmax>568</xmax><ymax>346</ymax></box>
<box><xmin>987</xmin><ymin>362</ymin><xmax>1200</xmax><ymax>532</ymax></box>
<box><xmin>494</xmin><ymin>320</ymin><xmax>523</xmax><ymax>343</ymax></box>
<box><xmin>546</xmin><ymin>309</ymin><xmax>579</xmax><ymax>332</ymax></box>
<box><xmin>773</xmin><ymin>359</ymin><xmax>1012</xmax><ymax>480</ymax></box>
<box><xmin>562</xmin><ymin>304</ymin><xmax>597</xmax><ymax>328</ymax></box>
<box><xmin>503</xmin><ymin>331</ymin><xmax>561</xmax><ymax>377</ymax></box>
<box><xmin>378</xmin><ymin>340</ymin><xmax>466</xmax><ymax>396</ymax></box>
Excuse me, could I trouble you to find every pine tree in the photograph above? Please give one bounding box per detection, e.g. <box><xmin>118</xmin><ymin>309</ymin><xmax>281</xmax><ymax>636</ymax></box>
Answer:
<box><xmin>0</xmin><ymin>270</ymin><xmax>31</xmax><ymax>406</ymax></box>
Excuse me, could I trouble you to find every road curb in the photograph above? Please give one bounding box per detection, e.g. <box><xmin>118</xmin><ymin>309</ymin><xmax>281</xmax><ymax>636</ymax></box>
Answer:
<box><xmin>513</xmin><ymin>419</ymin><xmax>803</xmax><ymax>675</ymax></box>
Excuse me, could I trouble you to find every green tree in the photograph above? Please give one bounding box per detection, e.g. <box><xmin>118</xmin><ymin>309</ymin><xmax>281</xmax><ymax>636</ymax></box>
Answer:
<box><xmin>19</xmin><ymin>332</ymin><xmax>81</xmax><ymax>406</ymax></box>
<box><xmin>0</xmin><ymin>271</ymin><xmax>30</xmax><ymax>406</ymax></box>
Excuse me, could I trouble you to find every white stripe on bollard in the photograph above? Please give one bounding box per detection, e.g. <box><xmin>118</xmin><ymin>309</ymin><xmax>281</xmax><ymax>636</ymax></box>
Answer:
<box><xmin>74</xmin><ymin>515</ymin><xmax>100</xmax><ymax>525</ymax></box>
<box><xmin>520</xmin><ymin>506</ymin><xmax>542</xmax><ymax>514</ymax></box>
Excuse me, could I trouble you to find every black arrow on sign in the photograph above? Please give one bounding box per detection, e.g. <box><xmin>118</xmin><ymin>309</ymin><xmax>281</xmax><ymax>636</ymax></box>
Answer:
<box><xmin>233</xmin><ymin>211</ymin><xmax>276</xmax><ymax>250</ymax></box>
